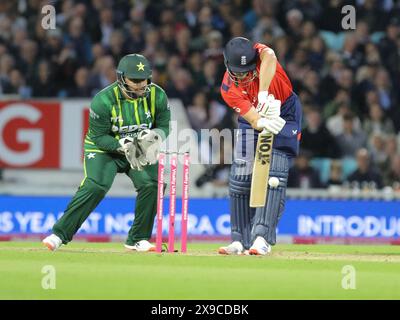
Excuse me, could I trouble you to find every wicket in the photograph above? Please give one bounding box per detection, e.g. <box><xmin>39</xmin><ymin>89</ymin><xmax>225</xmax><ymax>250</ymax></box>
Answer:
<box><xmin>156</xmin><ymin>151</ymin><xmax>190</xmax><ymax>253</ymax></box>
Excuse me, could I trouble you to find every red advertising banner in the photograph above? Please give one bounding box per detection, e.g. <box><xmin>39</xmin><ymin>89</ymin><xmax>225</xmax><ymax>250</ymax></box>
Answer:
<box><xmin>0</xmin><ymin>101</ymin><xmax>61</xmax><ymax>168</ymax></box>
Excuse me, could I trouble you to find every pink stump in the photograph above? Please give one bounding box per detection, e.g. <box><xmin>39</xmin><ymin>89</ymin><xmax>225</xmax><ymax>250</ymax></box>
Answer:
<box><xmin>156</xmin><ymin>152</ymin><xmax>166</xmax><ymax>253</ymax></box>
<box><xmin>168</xmin><ymin>153</ymin><xmax>177</xmax><ymax>252</ymax></box>
<box><xmin>181</xmin><ymin>153</ymin><xmax>190</xmax><ymax>253</ymax></box>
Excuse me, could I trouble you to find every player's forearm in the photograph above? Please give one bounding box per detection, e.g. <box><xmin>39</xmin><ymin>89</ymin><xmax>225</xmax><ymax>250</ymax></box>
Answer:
<box><xmin>259</xmin><ymin>49</ymin><xmax>277</xmax><ymax>92</ymax></box>
<box><xmin>90</xmin><ymin>134</ymin><xmax>120</xmax><ymax>152</ymax></box>
<box><xmin>243</xmin><ymin>108</ymin><xmax>263</xmax><ymax>130</ymax></box>
<box><xmin>153</xmin><ymin>123</ymin><xmax>170</xmax><ymax>141</ymax></box>
<box><xmin>154</xmin><ymin>108</ymin><xmax>171</xmax><ymax>141</ymax></box>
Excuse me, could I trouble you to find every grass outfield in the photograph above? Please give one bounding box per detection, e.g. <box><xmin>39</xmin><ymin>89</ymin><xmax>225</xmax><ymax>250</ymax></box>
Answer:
<box><xmin>0</xmin><ymin>241</ymin><xmax>399</xmax><ymax>300</ymax></box>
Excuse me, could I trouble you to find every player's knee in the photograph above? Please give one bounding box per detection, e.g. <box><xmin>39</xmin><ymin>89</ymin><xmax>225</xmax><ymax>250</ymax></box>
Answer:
<box><xmin>269</xmin><ymin>150</ymin><xmax>289</xmax><ymax>187</ymax></box>
<box><xmin>136</xmin><ymin>179</ymin><xmax>158</xmax><ymax>193</ymax></box>
<box><xmin>229</xmin><ymin>159</ymin><xmax>252</xmax><ymax>195</ymax></box>
<box><xmin>83</xmin><ymin>178</ymin><xmax>111</xmax><ymax>195</ymax></box>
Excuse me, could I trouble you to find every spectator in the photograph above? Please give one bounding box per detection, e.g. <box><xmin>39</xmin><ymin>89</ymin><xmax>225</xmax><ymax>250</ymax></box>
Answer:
<box><xmin>384</xmin><ymin>154</ymin><xmax>400</xmax><ymax>190</ymax></box>
<box><xmin>187</xmin><ymin>91</ymin><xmax>213</xmax><ymax>132</ymax></box>
<box><xmin>142</xmin><ymin>28</ymin><xmax>160</xmax><ymax>61</ymax></box>
<box><xmin>2</xmin><ymin>69</ymin><xmax>31</xmax><ymax>97</ymax></box>
<box><xmin>319</xmin><ymin>53</ymin><xmax>345</xmax><ymax>104</ymax></box>
<box><xmin>243</xmin><ymin>0</ymin><xmax>270</xmax><ymax>32</ymax></box>
<box><xmin>0</xmin><ymin>54</ymin><xmax>15</xmax><ymax>93</ymax></box>
<box><xmin>272</xmin><ymin>35</ymin><xmax>290</xmax><ymax>66</ymax></box>
<box><xmin>202</xmin><ymin>59</ymin><xmax>221</xmax><ymax>100</ymax></box>
<box><xmin>326</xmin><ymin>101</ymin><xmax>362</xmax><ymax>136</ymax></box>
<box><xmin>252</xmin><ymin>16</ymin><xmax>284</xmax><ymax>43</ymax></box>
<box><xmin>165</xmin><ymin>55</ymin><xmax>183</xmax><ymax>80</ymax></box>
<box><xmin>286</xmin><ymin>47</ymin><xmax>310</xmax><ymax>86</ymax></box>
<box><xmin>319</xmin><ymin>0</ymin><xmax>349</xmax><ymax>32</ymax></box>
<box><xmin>159</xmin><ymin>23</ymin><xmax>177</xmax><ymax>54</ymax></box>
<box><xmin>64</xmin><ymin>17</ymin><xmax>93</xmax><ymax>66</ymax></box>
<box><xmin>363</xmin><ymin>103</ymin><xmax>395</xmax><ymax>136</ymax></box>
<box><xmin>368</xmin><ymin>133</ymin><xmax>389</xmax><ymax>171</ymax></box>
<box><xmin>357</xmin><ymin>0</ymin><xmax>387</xmax><ymax>32</ymax></box>
<box><xmin>384</xmin><ymin>135</ymin><xmax>398</xmax><ymax>159</ymax></box>
<box><xmin>229</xmin><ymin>20</ymin><xmax>247</xmax><ymax>39</ymax></box>
<box><xmin>301</xmin><ymin>70</ymin><xmax>321</xmax><ymax>104</ymax></box>
<box><xmin>301</xmin><ymin>108</ymin><xmax>341</xmax><ymax>158</ymax></box>
<box><xmin>378</xmin><ymin>17</ymin><xmax>400</xmax><ymax>76</ymax></box>
<box><xmin>18</xmin><ymin>39</ymin><xmax>38</xmax><ymax>84</ymax></box>
<box><xmin>300</xmin><ymin>20</ymin><xmax>318</xmax><ymax>43</ymax></box>
<box><xmin>175</xmin><ymin>27</ymin><xmax>192</xmax><ymax>64</ymax></box>
<box><xmin>88</xmin><ymin>55</ymin><xmax>116</xmax><ymax>92</ymax></box>
<box><xmin>347</xmin><ymin>148</ymin><xmax>383</xmax><ymax>189</ymax></box>
<box><xmin>32</xmin><ymin>61</ymin><xmax>57</xmax><ymax>97</ymax></box>
<box><xmin>204</xmin><ymin>30</ymin><xmax>224</xmax><ymax>63</ymax></box>
<box><xmin>91</xmin><ymin>43</ymin><xmax>107</xmax><ymax>63</ymax></box>
<box><xmin>288</xmin><ymin>151</ymin><xmax>324</xmax><ymax>189</ymax></box>
<box><xmin>327</xmin><ymin>160</ymin><xmax>343</xmax><ymax>187</ymax></box>
<box><xmin>68</xmin><ymin>67</ymin><xmax>92</xmax><ymax>97</ymax></box>
<box><xmin>188</xmin><ymin>51</ymin><xmax>205</xmax><ymax>85</ymax></box>
<box><xmin>292</xmin><ymin>0</ymin><xmax>322</xmax><ymax>23</ymax></box>
<box><xmin>108</xmin><ymin>30</ymin><xmax>126</xmax><ymax>63</ymax></box>
<box><xmin>124</xmin><ymin>21</ymin><xmax>145</xmax><ymax>53</ymax></box>
<box><xmin>180</xmin><ymin>0</ymin><xmax>199</xmax><ymax>30</ymax></box>
<box><xmin>56</xmin><ymin>0</ymin><xmax>75</xmax><ymax>29</ymax></box>
<box><xmin>285</xmin><ymin>8</ymin><xmax>303</xmax><ymax>40</ymax></box>
<box><xmin>42</xmin><ymin>29</ymin><xmax>64</xmax><ymax>64</ymax></box>
<box><xmin>190</xmin><ymin>21</ymin><xmax>214</xmax><ymax>51</ymax></box>
<box><xmin>373</xmin><ymin>67</ymin><xmax>395</xmax><ymax>111</ymax></box>
<box><xmin>323</xmin><ymin>88</ymin><xmax>351</xmax><ymax>120</ymax></box>
<box><xmin>341</xmin><ymin>33</ymin><xmax>363</xmax><ymax>70</ymax></box>
<box><xmin>308</xmin><ymin>35</ymin><xmax>326</xmax><ymax>71</ymax></box>
<box><xmin>364</xmin><ymin>43</ymin><xmax>381</xmax><ymax>66</ymax></box>
<box><xmin>336</xmin><ymin>113</ymin><xmax>367</xmax><ymax>157</ymax></box>
<box><xmin>99</xmin><ymin>8</ymin><xmax>114</xmax><ymax>47</ymax></box>
<box><xmin>165</xmin><ymin>68</ymin><xmax>195</xmax><ymax>107</ymax></box>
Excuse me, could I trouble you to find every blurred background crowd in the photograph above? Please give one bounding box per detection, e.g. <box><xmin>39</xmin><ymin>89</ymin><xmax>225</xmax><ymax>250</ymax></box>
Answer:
<box><xmin>0</xmin><ymin>0</ymin><xmax>400</xmax><ymax>191</ymax></box>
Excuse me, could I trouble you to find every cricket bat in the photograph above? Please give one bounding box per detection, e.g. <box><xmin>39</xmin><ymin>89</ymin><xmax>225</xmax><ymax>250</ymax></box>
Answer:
<box><xmin>250</xmin><ymin>129</ymin><xmax>274</xmax><ymax>207</ymax></box>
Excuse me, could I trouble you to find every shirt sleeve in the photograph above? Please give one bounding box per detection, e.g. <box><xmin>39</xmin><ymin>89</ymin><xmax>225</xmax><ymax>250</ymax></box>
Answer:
<box><xmin>254</xmin><ymin>43</ymin><xmax>269</xmax><ymax>55</ymax></box>
<box><xmin>88</xmin><ymin>95</ymin><xmax>120</xmax><ymax>152</ymax></box>
<box><xmin>220</xmin><ymin>87</ymin><xmax>252</xmax><ymax>116</ymax></box>
<box><xmin>153</xmin><ymin>89</ymin><xmax>171</xmax><ymax>140</ymax></box>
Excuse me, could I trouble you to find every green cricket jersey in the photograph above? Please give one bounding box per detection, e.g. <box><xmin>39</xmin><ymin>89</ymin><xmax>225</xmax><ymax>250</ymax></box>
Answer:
<box><xmin>84</xmin><ymin>82</ymin><xmax>170</xmax><ymax>153</ymax></box>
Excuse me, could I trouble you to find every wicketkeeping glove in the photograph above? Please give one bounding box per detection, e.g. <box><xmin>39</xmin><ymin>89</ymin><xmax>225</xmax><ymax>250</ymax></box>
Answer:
<box><xmin>118</xmin><ymin>137</ymin><xmax>147</xmax><ymax>171</ymax></box>
<box><xmin>137</xmin><ymin>129</ymin><xmax>162</xmax><ymax>165</ymax></box>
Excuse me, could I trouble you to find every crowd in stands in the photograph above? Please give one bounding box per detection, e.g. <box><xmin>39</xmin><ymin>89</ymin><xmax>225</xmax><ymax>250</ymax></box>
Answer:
<box><xmin>1</xmin><ymin>0</ymin><xmax>400</xmax><ymax>191</ymax></box>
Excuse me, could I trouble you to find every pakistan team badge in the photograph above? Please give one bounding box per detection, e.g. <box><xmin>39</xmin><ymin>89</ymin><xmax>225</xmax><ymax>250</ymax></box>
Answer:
<box><xmin>137</xmin><ymin>62</ymin><xmax>145</xmax><ymax>71</ymax></box>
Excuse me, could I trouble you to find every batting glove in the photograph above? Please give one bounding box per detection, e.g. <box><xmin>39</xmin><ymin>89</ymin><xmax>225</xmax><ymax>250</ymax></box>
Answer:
<box><xmin>256</xmin><ymin>92</ymin><xmax>281</xmax><ymax>118</ymax></box>
<box><xmin>257</xmin><ymin>116</ymin><xmax>286</xmax><ymax>135</ymax></box>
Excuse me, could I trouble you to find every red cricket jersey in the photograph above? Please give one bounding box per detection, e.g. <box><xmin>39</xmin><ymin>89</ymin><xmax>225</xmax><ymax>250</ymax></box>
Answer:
<box><xmin>220</xmin><ymin>43</ymin><xmax>293</xmax><ymax>116</ymax></box>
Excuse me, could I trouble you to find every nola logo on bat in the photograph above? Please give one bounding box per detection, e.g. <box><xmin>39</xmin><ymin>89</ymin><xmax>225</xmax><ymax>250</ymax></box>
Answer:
<box><xmin>256</xmin><ymin>133</ymin><xmax>273</xmax><ymax>165</ymax></box>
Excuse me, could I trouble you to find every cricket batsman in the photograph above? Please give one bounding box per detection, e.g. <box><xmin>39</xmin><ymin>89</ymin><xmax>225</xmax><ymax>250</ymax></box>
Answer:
<box><xmin>43</xmin><ymin>54</ymin><xmax>170</xmax><ymax>252</ymax></box>
<box><xmin>219</xmin><ymin>37</ymin><xmax>302</xmax><ymax>255</ymax></box>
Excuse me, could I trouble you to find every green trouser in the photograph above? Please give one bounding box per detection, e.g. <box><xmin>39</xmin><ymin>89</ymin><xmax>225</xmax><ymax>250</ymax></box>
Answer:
<box><xmin>53</xmin><ymin>151</ymin><xmax>159</xmax><ymax>245</ymax></box>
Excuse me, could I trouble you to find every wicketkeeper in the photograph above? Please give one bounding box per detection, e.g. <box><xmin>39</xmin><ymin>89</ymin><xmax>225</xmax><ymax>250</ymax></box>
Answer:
<box><xmin>219</xmin><ymin>37</ymin><xmax>302</xmax><ymax>255</ymax></box>
<box><xmin>43</xmin><ymin>54</ymin><xmax>170</xmax><ymax>252</ymax></box>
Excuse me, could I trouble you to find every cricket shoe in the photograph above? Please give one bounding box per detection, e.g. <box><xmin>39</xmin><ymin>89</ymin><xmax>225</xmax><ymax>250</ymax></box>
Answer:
<box><xmin>42</xmin><ymin>234</ymin><xmax>62</xmax><ymax>251</ymax></box>
<box><xmin>249</xmin><ymin>236</ymin><xmax>271</xmax><ymax>255</ymax></box>
<box><xmin>218</xmin><ymin>241</ymin><xmax>245</xmax><ymax>255</ymax></box>
<box><xmin>124</xmin><ymin>240</ymin><xmax>156</xmax><ymax>252</ymax></box>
